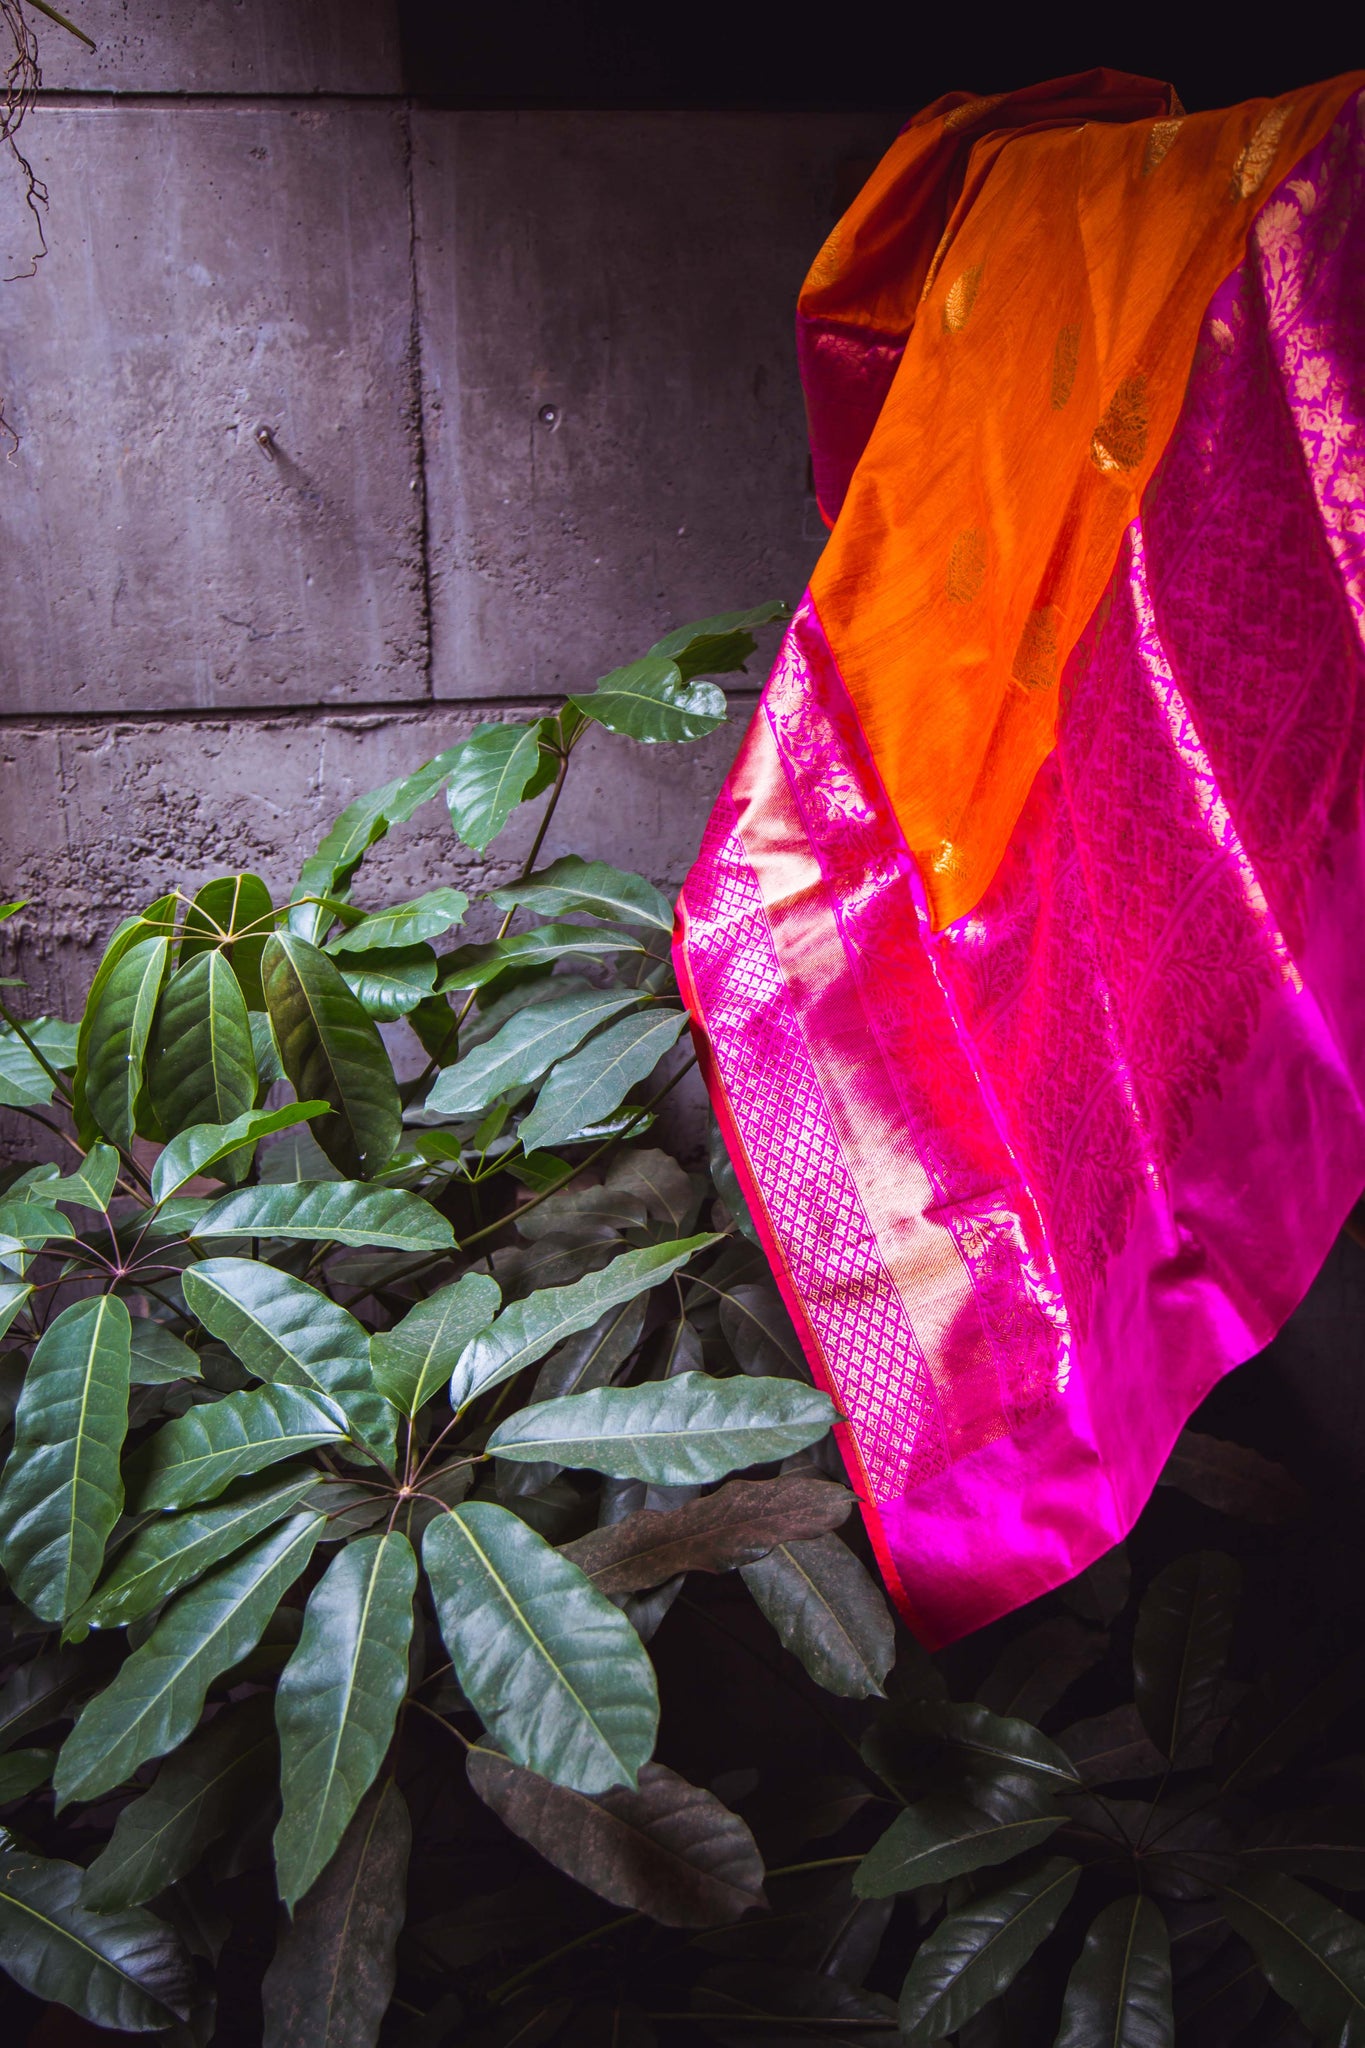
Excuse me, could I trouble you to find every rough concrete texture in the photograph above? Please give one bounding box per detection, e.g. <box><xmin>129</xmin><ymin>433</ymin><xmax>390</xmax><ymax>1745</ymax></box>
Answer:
<box><xmin>0</xmin><ymin>103</ymin><xmax>424</xmax><ymax>713</ymax></box>
<box><xmin>34</xmin><ymin>0</ymin><xmax>401</xmax><ymax>94</ymax></box>
<box><xmin>1</xmin><ymin>700</ymin><xmax>751</xmax><ymax>1022</ymax></box>
<box><xmin>415</xmin><ymin>111</ymin><xmax>893</xmax><ymax>698</ymax></box>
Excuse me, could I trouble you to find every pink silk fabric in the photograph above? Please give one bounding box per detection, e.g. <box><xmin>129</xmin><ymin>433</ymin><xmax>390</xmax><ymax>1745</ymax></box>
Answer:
<box><xmin>675</xmin><ymin>95</ymin><xmax>1365</xmax><ymax>1645</ymax></box>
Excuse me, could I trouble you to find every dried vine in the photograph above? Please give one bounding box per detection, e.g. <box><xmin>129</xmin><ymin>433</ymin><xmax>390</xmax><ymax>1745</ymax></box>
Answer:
<box><xmin>0</xmin><ymin>0</ymin><xmax>92</xmax><ymax>449</ymax></box>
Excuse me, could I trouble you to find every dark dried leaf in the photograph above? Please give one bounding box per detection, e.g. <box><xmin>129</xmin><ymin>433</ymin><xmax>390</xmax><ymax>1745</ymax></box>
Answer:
<box><xmin>467</xmin><ymin>1749</ymin><xmax>767</xmax><ymax>1928</ymax></box>
<box><xmin>976</xmin><ymin>1615</ymin><xmax>1108</xmax><ymax>1725</ymax></box>
<box><xmin>1159</xmin><ymin>1430</ymin><xmax>1307</xmax><ymax>1525</ymax></box>
<box><xmin>560</xmin><ymin>1475</ymin><xmax>853</xmax><ymax>1598</ymax></box>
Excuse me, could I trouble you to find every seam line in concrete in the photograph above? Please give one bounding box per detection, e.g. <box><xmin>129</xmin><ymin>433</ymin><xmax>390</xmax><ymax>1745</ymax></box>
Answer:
<box><xmin>0</xmin><ymin>695</ymin><xmax>765</xmax><ymax>730</ymax></box>
<box><xmin>29</xmin><ymin>91</ymin><xmax>410</xmax><ymax>108</ymax></box>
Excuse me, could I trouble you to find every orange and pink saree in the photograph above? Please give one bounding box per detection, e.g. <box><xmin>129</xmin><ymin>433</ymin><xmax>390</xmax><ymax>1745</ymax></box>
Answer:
<box><xmin>676</xmin><ymin>70</ymin><xmax>1365</xmax><ymax>1643</ymax></box>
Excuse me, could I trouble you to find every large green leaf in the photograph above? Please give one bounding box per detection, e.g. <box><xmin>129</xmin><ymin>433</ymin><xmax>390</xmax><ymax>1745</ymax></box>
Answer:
<box><xmin>0</xmin><ymin>1197</ymin><xmax>74</xmax><ymax>1276</ymax></box>
<box><xmin>423</xmin><ymin>1503</ymin><xmax>658</xmax><ymax>1794</ymax></box>
<box><xmin>147</xmin><ymin>949</ymin><xmax>258</xmax><ymax>1142</ymax></box>
<box><xmin>0</xmin><ymin>1017</ymin><xmax>75</xmax><ymax>1109</ymax></box>
<box><xmin>274</xmin><ymin>1532</ymin><xmax>417</xmax><ymax>1909</ymax></box>
<box><xmin>262</xmin><ymin>932</ymin><xmax>401</xmax><ymax>1177</ymax></box>
<box><xmin>189</xmin><ymin>1181</ymin><xmax>455</xmax><ymax>1250</ymax></box>
<box><xmin>562</xmin><ymin>1473</ymin><xmax>853</xmax><ymax>1598</ymax></box>
<box><xmin>73</xmin><ymin>896</ymin><xmax>177</xmax><ymax>1141</ymax></box>
<box><xmin>468</xmin><ymin>1750</ymin><xmax>766</xmax><ymax>1928</ymax></box>
<box><xmin>1220</xmin><ymin>1872</ymin><xmax>1365</xmax><ymax>2046</ymax></box>
<box><xmin>0</xmin><ymin>1295</ymin><xmax>132</xmax><ymax>1623</ymax></box>
<box><xmin>437</xmin><ymin>923</ymin><xmax>647</xmax><ymax>993</ymax></box>
<box><xmin>425</xmin><ymin>984</ymin><xmax>641</xmax><ymax>1118</ymax></box>
<box><xmin>179</xmin><ymin>871</ymin><xmax>275</xmax><ymax>1007</ymax></box>
<box><xmin>489</xmin><ymin>1369</ymin><xmax>835</xmax><ymax>1483</ymax></box>
<box><xmin>0</xmin><ymin>1281</ymin><xmax>32</xmax><ymax>1339</ymax></box>
<box><xmin>33</xmin><ymin>1143</ymin><xmax>120</xmax><ymax>1214</ymax></box>
<box><xmin>0</xmin><ymin>1749</ymin><xmax>54</xmax><ymax>1801</ymax></box>
<box><xmin>1217</xmin><ymin>1648</ymin><xmax>1365</xmax><ymax>1792</ymax></box>
<box><xmin>529</xmin><ymin>1295</ymin><xmax>649</xmax><ymax>1402</ymax></box>
<box><xmin>649</xmin><ymin>601</ymin><xmax>789</xmax><ymax>675</ymax></box>
<box><xmin>81</xmin><ymin>1692</ymin><xmax>278</xmax><ymax>1909</ymax></box>
<box><xmin>893</xmin><ymin>1700</ymin><xmax>1081</xmax><ymax>1788</ymax></box>
<box><xmin>128</xmin><ymin>1318</ymin><xmax>200</xmax><ymax>1386</ymax></box>
<box><xmin>261</xmin><ymin>1775</ymin><xmax>410</xmax><ymax>2048</ymax></box>
<box><xmin>150</xmin><ymin>1101</ymin><xmax>330</xmax><ymax>1204</ymax></box>
<box><xmin>182</xmin><ymin>1257</ymin><xmax>395</xmax><ymax>1459</ymax></box>
<box><xmin>449</xmin><ymin>1236</ymin><xmax>720</xmax><ymax>1412</ymax></box>
<box><xmin>489</xmin><ymin>856</ymin><xmax>673</xmax><ymax>933</ymax></box>
<box><xmin>336</xmin><ymin>944</ymin><xmax>437</xmax><ymax>1020</ymax></box>
<box><xmin>855</xmin><ymin>1775</ymin><xmax>1063</xmax><ymax>1896</ymax></box>
<box><xmin>290</xmin><ymin>760</ymin><xmax>461</xmax><ymax>940</ymax></box>
<box><xmin>73</xmin><ymin>1472</ymin><xmax>323</xmax><ymax>1632</ymax></box>
<box><xmin>518</xmin><ymin>1007</ymin><xmax>688</xmax><ymax>1153</ymax></box>
<box><xmin>1133</xmin><ymin>1551</ymin><xmax>1242</xmax><ymax>1763</ymax></box>
<box><xmin>898</xmin><ymin>1857</ymin><xmax>1080</xmax><ymax>2044</ymax></box>
<box><xmin>0</xmin><ymin>1651</ymin><xmax>88</xmax><ymax>1751</ymax></box>
<box><xmin>568</xmin><ymin>654</ymin><xmax>727</xmax><ymax>743</ymax></box>
<box><xmin>740</xmin><ymin>1533</ymin><xmax>895</xmax><ymax>1700</ymax></box>
<box><xmin>54</xmin><ymin>1510</ymin><xmax>324</xmax><ymax>1808</ymax></box>
<box><xmin>1055</xmin><ymin>1894</ymin><xmax>1173</xmax><ymax>2048</ymax></box>
<box><xmin>369</xmin><ymin>1272</ymin><xmax>501</xmax><ymax>1418</ymax></box>
<box><xmin>129</xmin><ymin>1385</ymin><xmax>349</xmax><ymax>1512</ymax></box>
<box><xmin>445</xmin><ymin>722</ymin><xmax>554</xmax><ymax>852</ymax></box>
<box><xmin>328</xmin><ymin>888</ymin><xmax>469</xmax><ymax>956</ymax></box>
<box><xmin>0</xmin><ymin>1848</ymin><xmax>192</xmax><ymax>2031</ymax></box>
<box><xmin>84</xmin><ymin>934</ymin><xmax>171</xmax><ymax>1148</ymax></box>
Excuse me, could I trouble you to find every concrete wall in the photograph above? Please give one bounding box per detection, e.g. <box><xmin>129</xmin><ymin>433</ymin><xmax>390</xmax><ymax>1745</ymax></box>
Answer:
<box><xmin>0</xmin><ymin>0</ymin><xmax>891</xmax><ymax>1023</ymax></box>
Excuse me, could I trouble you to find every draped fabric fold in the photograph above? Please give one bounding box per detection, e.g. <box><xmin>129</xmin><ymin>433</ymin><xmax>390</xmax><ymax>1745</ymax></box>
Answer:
<box><xmin>676</xmin><ymin>74</ymin><xmax>1365</xmax><ymax>1644</ymax></box>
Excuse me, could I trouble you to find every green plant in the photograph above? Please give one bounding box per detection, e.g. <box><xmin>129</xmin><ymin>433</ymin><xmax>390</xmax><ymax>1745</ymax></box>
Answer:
<box><xmin>0</xmin><ymin>598</ymin><xmax>908</xmax><ymax>2043</ymax></box>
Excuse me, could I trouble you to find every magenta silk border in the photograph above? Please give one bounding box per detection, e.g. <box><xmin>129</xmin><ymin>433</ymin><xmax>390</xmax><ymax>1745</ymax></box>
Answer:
<box><xmin>676</xmin><ymin>95</ymin><xmax>1365</xmax><ymax>1644</ymax></box>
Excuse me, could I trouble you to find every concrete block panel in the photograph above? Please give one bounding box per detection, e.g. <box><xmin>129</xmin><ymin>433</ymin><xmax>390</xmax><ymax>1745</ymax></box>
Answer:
<box><xmin>413</xmin><ymin>111</ymin><xmax>896</xmax><ymax>700</ymax></box>
<box><xmin>0</xmin><ymin>105</ymin><xmax>425</xmax><ymax>714</ymax></box>
<box><xmin>0</xmin><ymin>701</ymin><xmax>750</xmax><ymax>1019</ymax></box>
<box><xmin>33</xmin><ymin>0</ymin><xmax>401</xmax><ymax>95</ymax></box>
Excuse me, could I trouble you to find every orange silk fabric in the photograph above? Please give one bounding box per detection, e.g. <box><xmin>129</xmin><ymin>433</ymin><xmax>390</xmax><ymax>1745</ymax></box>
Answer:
<box><xmin>805</xmin><ymin>70</ymin><xmax>1365</xmax><ymax>928</ymax></box>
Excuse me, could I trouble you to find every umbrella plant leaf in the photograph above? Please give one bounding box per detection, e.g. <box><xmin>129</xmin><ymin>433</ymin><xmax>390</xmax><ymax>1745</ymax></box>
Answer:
<box><xmin>445</xmin><ymin>721</ymin><xmax>553</xmax><ymax>853</ymax></box>
<box><xmin>489</xmin><ymin>856</ymin><xmax>674</xmax><ymax>933</ymax></box>
<box><xmin>425</xmin><ymin>985</ymin><xmax>641</xmax><ymax>1119</ymax></box>
<box><xmin>84</xmin><ymin>934</ymin><xmax>171</xmax><ymax>1148</ymax></box>
<box><xmin>181</xmin><ymin>1257</ymin><xmax>395</xmax><ymax>1460</ymax></box>
<box><xmin>562</xmin><ymin>1473</ymin><xmax>854</xmax><ymax>1599</ymax></box>
<box><xmin>1220</xmin><ymin>1871</ymin><xmax>1365</xmax><ymax>2046</ymax></box>
<box><xmin>468</xmin><ymin>1750</ymin><xmax>767</xmax><ymax>1928</ymax></box>
<box><xmin>274</xmin><ymin>1532</ymin><xmax>417</xmax><ymax>1910</ymax></box>
<box><xmin>518</xmin><ymin>1007</ymin><xmax>688</xmax><ymax>1154</ymax></box>
<box><xmin>73</xmin><ymin>895</ymin><xmax>176</xmax><ymax>1142</ymax></box>
<box><xmin>1133</xmin><ymin>1551</ymin><xmax>1242</xmax><ymax>1763</ymax></box>
<box><xmin>73</xmin><ymin>1472</ymin><xmax>323</xmax><ymax>1632</ymax></box>
<box><xmin>856</xmin><ymin>1775</ymin><xmax>1063</xmax><ymax>1896</ymax></box>
<box><xmin>488</xmin><ymin>1370</ymin><xmax>835</xmax><ymax>1484</ymax></box>
<box><xmin>423</xmin><ymin>1502</ymin><xmax>658</xmax><ymax>1794</ymax></box>
<box><xmin>437</xmin><ymin>923</ymin><xmax>647</xmax><ymax>993</ymax></box>
<box><xmin>128</xmin><ymin>1385</ymin><xmax>350</xmax><ymax>1512</ymax></box>
<box><xmin>1055</xmin><ymin>1893</ymin><xmax>1173</xmax><ymax>2048</ymax></box>
<box><xmin>327</xmin><ymin>888</ymin><xmax>469</xmax><ymax>955</ymax></box>
<box><xmin>335</xmin><ymin>944</ymin><xmax>438</xmax><ymax>1020</ymax></box>
<box><xmin>54</xmin><ymin>1510</ymin><xmax>324</xmax><ymax>1808</ymax></box>
<box><xmin>569</xmin><ymin>654</ymin><xmax>727</xmax><ymax>744</ymax></box>
<box><xmin>80</xmin><ymin>1692</ymin><xmax>278</xmax><ymax>1910</ymax></box>
<box><xmin>897</xmin><ymin>1856</ymin><xmax>1080</xmax><ymax>2043</ymax></box>
<box><xmin>741</xmin><ymin>1532</ymin><xmax>894</xmax><ymax>1700</ymax></box>
<box><xmin>179</xmin><ymin>871</ymin><xmax>275</xmax><ymax>1008</ymax></box>
<box><xmin>0</xmin><ymin>1295</ymin><xmax>132</xmax><ymax>1623</ymax></box>
<box><xmin>262</xmin><ymin>932</ymin><xmax>401</xmax><ymax>1178</ymax></box>
<box><xmin>0</xmin><ymin>1848</ymin><xmax>193</xmax><ymax>2030</ymax></box>
<box><xmin>369</xmin><ymin>1272</ymin><xmax>501</xmax><ymax>1419</ymax></box>
<box><xmin>147</xmin><ymin>948</ymin><xmax>258</xmax><ymax>1143</ymax></box>
<box><xmin>451</xmin><ymin>1237</ymin><xmax>720</xmax><ymax>1412</ymax></box>
<box><xmin>150</xmin><ymin>1101</ymin><xmax>330</xmax><ymax>1204</ymax></box>
<box><xmin>190</xmin><ymin>1181</ymin><xmax>455</xmax><ymax>1250</ymax></box>
<box><xmin>261</xmin><ymin>1775</ymin><xmax>411</xmax><ymax>2048</ymax></box>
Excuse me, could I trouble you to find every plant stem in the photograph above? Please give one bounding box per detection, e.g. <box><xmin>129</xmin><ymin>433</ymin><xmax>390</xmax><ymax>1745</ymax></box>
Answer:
<box><xmin>408</xmin><ymin>1698</ymin><xmax>472</xmax><ymax>1748</ymax></box>
<box><xmin>763</xmin><ymin>1855</ymin><xmax>865</xmax><ymax>1879</ymax></box>
<box><xmin>487</xmin><ymin>1911</ymin><xmax>642</xmax><ymax>2005</ymax></box>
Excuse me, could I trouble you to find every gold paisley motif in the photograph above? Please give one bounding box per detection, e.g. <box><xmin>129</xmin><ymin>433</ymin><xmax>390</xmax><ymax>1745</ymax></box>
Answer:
<box><xmin>1051</xmin><ymin>325</ymin><xmax>1080</xmax><ymax>410</ymax></box>
<box><xmin>943</xmin><ymin>92</ymin><xmax>1007</xmax><ymax>133</ymax></box>
<box><xmin>946</xmin><ymin>528</ymin><xmax>987</xmax><ymax>603</ymax></box>
<box><xmin>943</xmin><ymin>264</ymin><xmax>983</xmax><ymax>334</ymax></box>
<box><xmin>1012</xmin><ymin>605</ymin><xmax>1062</xmax><ymax>692</ymax></box>
<box><xmin>1231</xmin><ymin>104</ymin><xmax>1291</xmax><ymax>199</ymax></box>
<box><xmin>1142</xmin><ymin>118</ymin><xmax>1183</xmax><ymax>175</ymax></box>
<box><xmin>1090</xmin><ymin>374</ymin><xmax>1149</xmax><ymax>473</ymax></box>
